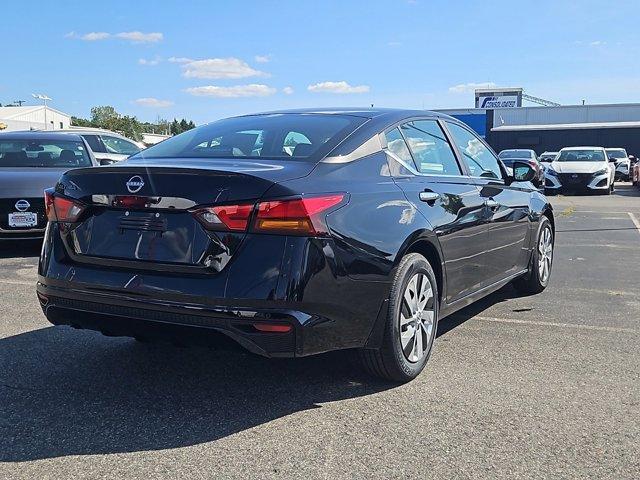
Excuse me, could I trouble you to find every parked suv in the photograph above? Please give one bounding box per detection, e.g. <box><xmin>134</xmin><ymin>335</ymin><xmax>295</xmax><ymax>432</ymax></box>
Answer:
<box><xmin>37</xmin><ymin>109</ymin><xmax>554</xmax><ymax>382</ymax></box>
<box><xmin>606</xmin><ymin>148</ymin><xmax>631</xmax><ymax>181</ymax></box>
<box><xmin>545</xmin><ymin>146</ymin><xmax>615</xmax><ymax>194</ymax></box>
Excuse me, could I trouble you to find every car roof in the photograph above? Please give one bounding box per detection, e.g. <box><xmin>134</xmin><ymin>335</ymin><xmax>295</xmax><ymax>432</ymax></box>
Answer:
<box><xmin>0</xmin><ymin>131</ymin><xmax>85</xmax><ymax>142</ymax></box>
<box><xmin>235</xmin><ymin>107</ymin><xmax>454</xmax><ymax>121</ymax></box>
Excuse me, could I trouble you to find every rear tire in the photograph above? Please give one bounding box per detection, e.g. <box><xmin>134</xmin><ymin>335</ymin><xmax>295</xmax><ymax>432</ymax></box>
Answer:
<box><xmin>359</xmin><ymin>253</ymin><xmax>438</xmax><ymax>383</ymax></box>
<box><xmin>513</xmin><ymin>216</ymin><xmax>553</xmax><ymax>295</ymax></box>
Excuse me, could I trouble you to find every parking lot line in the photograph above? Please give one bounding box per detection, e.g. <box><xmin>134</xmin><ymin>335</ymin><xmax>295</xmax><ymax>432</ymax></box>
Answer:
<box><xmin>474</xmin><ymin>316</ymin><xmax>638</xmax><ymax>334</ymax></box>
<box><xmin>628</xmin><ymin>212</ymin><xmax>640</xmax><ymax>235</ymax></box>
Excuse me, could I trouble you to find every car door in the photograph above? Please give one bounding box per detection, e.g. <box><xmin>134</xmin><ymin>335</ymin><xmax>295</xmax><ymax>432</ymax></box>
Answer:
<box><xmin>384</xmin><ymin>120</ymin><xmax>489</xmax><ymax>303</ymax></box>
<box><xmin>444</xmin><ymin>121</ymin><xmax>531</xmax><ymax>284</ymax></box>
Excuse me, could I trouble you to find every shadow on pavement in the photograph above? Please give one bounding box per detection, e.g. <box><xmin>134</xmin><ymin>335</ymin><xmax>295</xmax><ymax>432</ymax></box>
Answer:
<box><xmin>0</xmin><ymin>326</ymin><xmax>393</xmax><ymax>462</ymax></box>
<box><xmin>0</xmin><ymin>240</ymin><xmax>42</xmax><ymax>259</ymax></box>
<box><xmin>1</xmin><ymin>278</ymin><xmax>517</xmax><ymax>462</ymax></box>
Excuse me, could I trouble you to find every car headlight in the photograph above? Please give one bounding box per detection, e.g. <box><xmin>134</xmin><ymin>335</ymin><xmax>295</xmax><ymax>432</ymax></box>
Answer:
<box><xmin>593</xmin><ymin>168</ymin><xmax>608</xmax><ymax>176</ymax></box>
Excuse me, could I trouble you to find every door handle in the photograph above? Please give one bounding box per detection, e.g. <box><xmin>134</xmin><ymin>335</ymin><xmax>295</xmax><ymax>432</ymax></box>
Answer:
<box><xmin>485</xmin><ymin>198</ymin><xmax>499</xmax><ymax>210</ymax></box>
<box><xmin>419</xmin><ymin>191</ymin><xmax>440</xmax><ymax>203</ymax></box>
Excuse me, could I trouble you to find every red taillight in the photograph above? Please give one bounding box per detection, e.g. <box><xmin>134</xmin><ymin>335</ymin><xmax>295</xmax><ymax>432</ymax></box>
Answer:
<box><xmin>253</xmin><ymin>194</ymin><xmax>345</xmax><ymax>235</ymax></box>
<box><xmin>44</xmin><ymin>190</ymin><xmax>85</xmax><ymax>223</ymax></box>
<box><xmin>253</xmin><ymin>323</ymin><xmax>292</xmax><ymax>333</ymax></box>
<box><xmin>194</xmin><ymin>203</ymin><xmax>254</xmax><ymax>231</ymax></box>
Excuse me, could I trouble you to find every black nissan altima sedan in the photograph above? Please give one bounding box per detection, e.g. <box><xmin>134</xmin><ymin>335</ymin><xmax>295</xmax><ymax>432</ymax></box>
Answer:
<box><xmin>37</xmin><ymin>109</ymin><xmax>554</xmax><ymax>382</ymax></box>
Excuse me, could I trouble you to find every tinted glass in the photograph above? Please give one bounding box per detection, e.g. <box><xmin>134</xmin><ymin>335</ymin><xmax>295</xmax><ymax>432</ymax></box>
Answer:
<box><xmin>102</xmin><ymin>136</ymin><xmax>142</xmax><ymax>155</ymax></box>
<box><xmin>557</xmin><ymin>149</ymin><xmax>606</xmax><ymax>162</ymax></box>
<box><xmin>446</xmin><ymin>122</ymin><xmax>502</xmax><ymax>179</ymax></box>
<box><xmin>81</xmin><ymin>134</ymin><xmax>105</xmax><ymax>153</ymax></box>
<box><xmin>384</xmin><ymin>127</ymin><xmax>413</xmax><ymax>164</ymax></box>
<box><xmin>0</xmin><ymin>139</ymin><xmax>92</xmax><ymax>167</ymax></box>
<box><xmin>400</xmin><ymin>120</ymin><xmax>461</xmax><ymax>175</ymax></box>
<box><xmin>132</xmin><ymin>114</ymin><xmax>365</xmax><ymax>161</ymax></box>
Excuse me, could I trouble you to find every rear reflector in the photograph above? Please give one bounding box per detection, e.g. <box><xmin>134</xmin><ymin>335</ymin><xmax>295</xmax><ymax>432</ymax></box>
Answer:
<box><xmin>253</xmin><ymin>323</ymin><xmax>292</xmax><ymax>333</ymax></box>
<box><xmin>45</xmin><ymin>189</ymin><xmax>86</xmax><ymax>223</ymax></box>
<box><xmin>194</xmin><ymin>203</ymin><xmax>253</xmax><ymax>231</ymax></box>
<box><xmin>253</xmin><ymin>194</ymin><xmax>345</xmax><ymax>235</ymax></box>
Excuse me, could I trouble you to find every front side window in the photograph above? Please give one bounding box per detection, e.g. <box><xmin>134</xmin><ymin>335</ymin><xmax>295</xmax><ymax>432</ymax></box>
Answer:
<box><xmin>0</xmin><ymin>139</ymin><xmax>92</xmax><ymax>167</ymax></box>
<box><xmin>131</xmin><ymin>114</ymin><xmax>365</xmax><ymax>161</ymax></box>
<box><xmin>446</xmin><ymin>122</ymin><xmax>502</xmax><ymax>179</ymax></box>
<box><xmin>102</xmin><ymin>136</ymin><xmax>142</xmax><ymax>156</ymax></box>
<box><xmin>400</xmin><ymin>120</ymin><xmax>461</xmax><ymax>175</ymax></box>
<box><xmin>81</xmin><ymin>134</ymin><xmax>105</xmax><ymax>153</ymax></box>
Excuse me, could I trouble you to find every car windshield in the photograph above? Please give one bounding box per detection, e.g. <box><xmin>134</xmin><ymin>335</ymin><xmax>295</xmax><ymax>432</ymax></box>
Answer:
<box><xmin>0</xmin><ymin>138</ymin><xmax>92</xmax><ymax>167</ymax></box>
<box><xmin>557</xmin><ymin>149</ymin><xmax>606</xmax><ymax>162</ymax></box>
<box><xmin>606</xmin><ymin>149</ymin><xmax>627</xmax><ymax>159</ymax></box>
<box><xmin>499</xmin><ymin>150</ymin><xmax>533</xmax><ymax>159</ymax></box>
<box><xmin>131</xmin><ymin>113</ymin><xmax>366</xmax><ymax>161</ymax></box>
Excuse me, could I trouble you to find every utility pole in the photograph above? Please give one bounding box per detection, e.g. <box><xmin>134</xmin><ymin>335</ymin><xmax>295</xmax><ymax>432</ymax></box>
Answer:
<box><xmin>14</xmin><ymin>100</ymin><xmax>26</xmax><ymax>106</ymax></box>
<box><xmin>32</xmin><ymin>93</ymin><xmax>52</xmax><ymax>130</ymax></box>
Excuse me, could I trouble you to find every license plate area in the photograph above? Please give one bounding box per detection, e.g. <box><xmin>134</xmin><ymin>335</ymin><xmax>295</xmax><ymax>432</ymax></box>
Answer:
<box><xmin>8</xmin><ymin>212</ymin><xmax>37</xmax><ymax>228</ymax></box>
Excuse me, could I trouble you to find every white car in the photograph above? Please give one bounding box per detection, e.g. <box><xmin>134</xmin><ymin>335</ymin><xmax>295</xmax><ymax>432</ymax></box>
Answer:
<box><xmin>544</xmin><ymin>146</ymin><xmax>615</xmax><ymax>194</ymax></box>
<box><xmin>606</xmin><ymin>148</ymin><xmax>631</xmax><ymax>181</ymax></box>
<box><xmin>57</xmin><ymin>128</ymin><xmax>143</xmax><ymax>164</ymax></box>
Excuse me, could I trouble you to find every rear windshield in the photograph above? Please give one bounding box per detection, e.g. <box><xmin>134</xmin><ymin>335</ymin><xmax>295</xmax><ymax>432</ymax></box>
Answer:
<box><xmin>557</xmin><ymin>149</ymin><xmax>605</xmax><ymax>162</ymax></box>
<box><xmin>130</xmin><ymin>114</ymin><xmax>366</xmax><ymax>161</ymax></box>
<box><xmin>0</xmin><ymin>139</ymin><xmax>92</xmax><ymax>167</ymax></box>
<box><xmin>499</xmin><ymin>150</ymin><xmax>533</xmax><ymax>159</ymax></box>
<box><xmin>606</xmin><ymin>149</ymin><xmax>627</xmax><ymax>159</ymax></box>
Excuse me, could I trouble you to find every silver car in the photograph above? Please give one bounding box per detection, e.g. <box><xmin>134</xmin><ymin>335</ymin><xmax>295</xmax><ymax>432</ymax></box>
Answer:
<box><xmin>0</xmin><ymin>131</ymin><xmax>98</xmax><ymax>240</ymax></box>
<box><xmin>58</xmin><ymin>128</ymin><xmax>143</xmax><ymax>164</ymax></box>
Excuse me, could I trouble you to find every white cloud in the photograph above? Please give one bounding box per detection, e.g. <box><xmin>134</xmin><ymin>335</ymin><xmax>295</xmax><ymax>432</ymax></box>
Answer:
<box><xmin>185</xmin><ymin>84</ymin><xmax>277</xmax><ymax>98</ymax></box>
<box><xmin>115</xmin><ymin>31</ymin><xmax>163</xmax><ymax>43</ymax></box>
<box><xmin>387</xmin><ymin>41</ymin><xmax>402</xmax><ymax>47</ymax></box>
<box><xmin>307</xmin><ymin>81</ymin><xmax>370</xmax><ymax>94</ymax></box>
<box><xmin>133</xmin><ymin>97</ymin><xmax>174</xmax><ymax>107</ymax></box>
<box><xmin>168</xmin><ymin>56</ymin><xmax>193</xmax><ymax>63</ymax></box>
<box><xmin>590</xmin><ymin>40</ymin><xmax>606</xmax><ymax>46</ymax></box>
<box><xmin>282</xmin><ymin>86</ymin><xmax>294</xmax><ymax>95</ymax></box>
<box><xmin>254</xmin><ymin>54</ymin><xmax>272</xmax><ymax>63</ymax></box>
<box><xmin>449</xmin><ymin>82</ymin><xmax>497</xmax><ymax>93</ymax></box>
<box><xmin>138</xmin><ymin>56</ymin><xmax>161</xmax><ymax>66</ymax></box>
<box><xmin>65</xmin><ymin>31</ymin><xmax>111</xmax><ymax>41</ymax></box>
<box><xmin>180</xmin><ymin>58</ymin><xmax>266</xmax><ymax>79</ymax></box>
<box><xmin>66</xmin><ymin>31</ymin><xmax>163</xmax><ymax>43</ymax></box>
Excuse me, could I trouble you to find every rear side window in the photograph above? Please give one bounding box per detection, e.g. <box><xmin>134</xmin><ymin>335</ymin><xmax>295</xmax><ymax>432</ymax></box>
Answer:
<box><xmin>446</xmin><ymin>122</ymin><xmax>502</xmax><ymax>179</ymax></box>
<box><xmin>384</xmin><ymin>127</ymin><xmax>413</xmax><ymax>164</ymax></box>
<box><xmin>400</xmin><ymin>120</ymin><xmax>461</xmax><ymax>175</ymax></box>
<box><xmin>81</xmin><ymin>134</ymin><xmax>105</xmax><ymax>153</ymax></box>
<box><xmin>133</xmin><ymin>114</ymin><xmax>366</xmax><ymax>161</ymax></box>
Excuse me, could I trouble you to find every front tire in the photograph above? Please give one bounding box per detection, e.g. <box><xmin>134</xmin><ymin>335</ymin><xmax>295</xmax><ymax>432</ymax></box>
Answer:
<box><xmin>359</xmin><ymin>253</ymin><xmax>438</xmax><ymax>383</ymax></box>
<box><xmin>513</xmin><ymin>216</ymin><xmax>553</xmax><ymax>295</ymax></box>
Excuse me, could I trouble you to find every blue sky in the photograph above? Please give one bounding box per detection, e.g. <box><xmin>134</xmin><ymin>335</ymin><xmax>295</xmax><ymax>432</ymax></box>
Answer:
<box><xmin>2</xmin><ymin>0</ymin><xmax>639</xmax><ymax>124</ymax></box>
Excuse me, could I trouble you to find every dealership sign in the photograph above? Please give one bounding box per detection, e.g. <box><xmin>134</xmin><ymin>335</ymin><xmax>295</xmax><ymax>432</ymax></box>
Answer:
<box><xmin>477</xmin><ymin>95</ymin><xmax>519</xmax><ymax>108</ymax></box>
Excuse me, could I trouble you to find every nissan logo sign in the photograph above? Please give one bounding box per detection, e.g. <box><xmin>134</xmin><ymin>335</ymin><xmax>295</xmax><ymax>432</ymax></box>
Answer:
<box><xmin>15</xmin><ymin>199</ymin><xmax>30</xmax><ymax>212</ymax></box>
<box><xmin>126</xmin><ymin>175</ymin><xmax>145</xmax><ymax>193</ymax></box>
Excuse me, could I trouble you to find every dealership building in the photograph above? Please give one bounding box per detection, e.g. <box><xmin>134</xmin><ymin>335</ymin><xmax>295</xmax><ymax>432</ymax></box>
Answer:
<box><xmin>438</xmin><ymin>88</ymin><xmax>640</xmax><ymax>156</ymax></box>
<box><xmin>0</xmin><ymin>105</ymin><xmax>71</xmax><ymax>132</ymax></box>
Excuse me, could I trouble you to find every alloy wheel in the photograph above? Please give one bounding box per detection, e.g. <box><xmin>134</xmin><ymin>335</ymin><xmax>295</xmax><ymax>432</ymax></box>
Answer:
<box><xmin>538</xmin><ymin>226</ymin><xmax>553</xmax><ymax>283</ymax></box>
<box><xmin>399</xmin><ymin>273</ymin><xmax>435</xmax><ymax>363</ymax></box>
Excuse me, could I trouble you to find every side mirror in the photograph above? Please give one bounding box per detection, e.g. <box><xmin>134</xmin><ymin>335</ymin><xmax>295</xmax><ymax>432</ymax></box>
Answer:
<box><xmin>512</xmin><ymin>161</ymin><xmax>536</xmax><ymax>182</ymax></box>
<box><xmin>99</xmin><ymin>158</ymin><xmax>116</xmax><ymax>165</ymax></box>
<box><xmin>608</xmin><ymin>157</ymin><xmax>617</xmax><ymax>163</ymax></box>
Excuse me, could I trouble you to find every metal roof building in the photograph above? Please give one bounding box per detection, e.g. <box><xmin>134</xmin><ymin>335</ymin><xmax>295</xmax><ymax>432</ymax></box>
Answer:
<box><xmin>0</xmin><ymin>106</ymin><xmax>71</xmax><ymax>132</ymax></box>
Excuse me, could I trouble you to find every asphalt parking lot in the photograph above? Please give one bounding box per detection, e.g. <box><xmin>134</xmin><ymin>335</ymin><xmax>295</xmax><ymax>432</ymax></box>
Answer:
<box><xmin>1</xmin><ymin>185</ymin><xmax>639</xmax><ymax>479</ymax></box>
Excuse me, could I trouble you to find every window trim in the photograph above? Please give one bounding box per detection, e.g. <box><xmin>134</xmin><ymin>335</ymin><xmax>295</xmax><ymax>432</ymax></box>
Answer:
<box><xmin>441</xmin><ymin>119</ymin><xmax>506</xmax><ymax>183</ymax></box>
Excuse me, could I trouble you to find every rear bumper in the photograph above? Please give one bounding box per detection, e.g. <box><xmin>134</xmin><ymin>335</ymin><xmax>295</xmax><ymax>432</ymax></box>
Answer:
<box><xmin>37</xmin><ymin>228</ymin><xmax>391</xmax><ymax>357</ymax></box>
<box><xmin>0</xmin><ymin>226</ymin><xmax>45</xmax><ymax>240</ymax></box>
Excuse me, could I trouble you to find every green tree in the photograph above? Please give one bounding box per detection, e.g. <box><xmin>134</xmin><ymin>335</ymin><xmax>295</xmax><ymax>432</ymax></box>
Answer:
<box><xmin>179</xmin><ymin>119</ymin><xmax>189</xmax><ymax>132</ymax></box>
<box><xmin>170</xmin><ymin>119</ymin><xmax>181</xmax><ymax>135</ymax></box>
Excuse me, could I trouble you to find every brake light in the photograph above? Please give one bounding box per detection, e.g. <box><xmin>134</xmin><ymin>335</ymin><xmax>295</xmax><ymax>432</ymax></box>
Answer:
<box><xmin>194</xmin><ymin>203</ymin><xmax>253</xmax><ymax>231</ymax></box>
<box><xmin>44</xmin><ymin>190</ymin><xmax>85</xmax><ymax>222</ymax></box>
<box><xmin>253</xmin><ymin>194</ymin><xmax>345</xmax><ymax>235</ymax></box>
<box><xmin>253</xmin><ymin>323</ymin><xmax>292</xmax><ymax>333</ymax></box>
